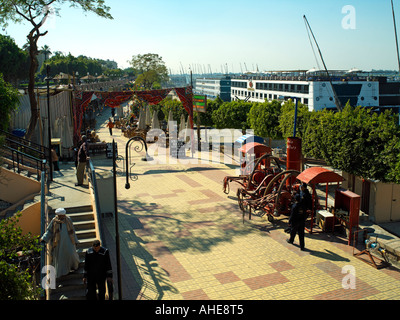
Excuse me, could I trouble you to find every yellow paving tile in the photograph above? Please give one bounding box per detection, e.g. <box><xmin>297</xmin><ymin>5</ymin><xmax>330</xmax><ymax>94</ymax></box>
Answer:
<box><xmin>99</xmin><ymin>138</ymin><xmax>400</xmax><ymax>300</ymax></box>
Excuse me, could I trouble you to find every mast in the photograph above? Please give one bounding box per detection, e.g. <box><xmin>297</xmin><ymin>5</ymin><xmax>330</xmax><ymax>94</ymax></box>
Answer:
<box><xmin>303</xmin><ymin>15</ymin><xmax>342</xmax><ymax>111</ymax></box>
<box><xmin>391</xmin><ymin>0</ymin><xmax>400</xmax><ymax>76</ymax></box>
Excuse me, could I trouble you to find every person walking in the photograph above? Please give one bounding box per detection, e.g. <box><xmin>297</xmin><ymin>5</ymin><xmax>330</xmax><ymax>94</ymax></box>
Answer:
<box><xmin>83</xmin><ymin>240</ymin><xmax>113</xmax><ymax>300</ymax></box>
<box><xmin>106</xmin><ymin>118</ymin><xmax>115</xmax><ymax>136</ymax></box>
<box><xmin>40</xmin><ymin>208</ymin><xmax>80</xmax><ymax>278</ymax></box>
<box><xmin>51</xmin><ymin>146</ymin><xmax>60</xmax><ymax>171</ymax></box>
<box><xmin>300</xmin><ymin>183</ymin><xmax>312</xmax><ymax>212</ymax></box>
<box><xmin>286</xmin><ymin>193</ymin><xmax>307</xmax><ymax>251</ymax></box>
<box><xmin>76</xmin><ymin>135</ymin><xmax>90</xmax><ymax>186</ymax></box>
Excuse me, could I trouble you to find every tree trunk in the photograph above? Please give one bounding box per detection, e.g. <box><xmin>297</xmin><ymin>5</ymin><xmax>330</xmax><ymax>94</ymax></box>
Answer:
<box><xmin>25</xmin><ymin>37</ymin><xmax>39</xmax><ymax>141</ymax></box>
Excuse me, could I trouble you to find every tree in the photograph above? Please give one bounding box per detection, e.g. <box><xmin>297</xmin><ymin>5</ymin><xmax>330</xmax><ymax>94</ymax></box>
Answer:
<box><xmin>300</xmin><ymin>104</ymin><xmax>400</xmax><ymax>183</ymax></box>
<box><xmin>248</xmin><ymin>100</ymin><xmax>283</xmax><ymax>143</ymax></box>
<box><xmin>212</xmin><ymin>100</ymin><xmax>252</xmax><ymax>131</ymax></box>
<box><xmin>389</xmin><ymin>139</ymin><xmax>400</xmax><ymax>184</ymax></box>
<box><xmin>278</xmin><ymin>99</ymin><xmax>311</xmax><ymax>139</ymax></box>
<box><xmin>0</xmin><ymin>0</ymin><xmax>113</xmax><ymax>140</ymax></box>
<box><xmin>161</xmin><ymin>98</ymin><xmax>186</xmax><ymax>126</ymax></box>
<box><xmin>39</xmin><ymin>52</ymin><xmax>105</xmax><ymax>78</ymax></box>
<box><xmin>197</xmin><ymin>96</ymin><xmax>223</xmax><ymax>127</ymax></box>
<box><xmin>40</xmin><ymin>44</ymin><xmax>51</xmax><ymax>61</ymax></box>
<box><xmin>0</xmin><ymin>73</ymin><xmax>20</xmax><ymax>132</ymax></box>
<box><xmin>0</xmin><ymin>212</ymin><xmax>41</xmax><ymax>300</ymax></box>
<box><xmin>130</xmin><ymin>53</ymin><xmax>169</xmax><ymax>90</ymax></box>
<box><xmin>0</xmin><ymin>34</ymin><xmax>29</xmax><ymax>84</ymax></box>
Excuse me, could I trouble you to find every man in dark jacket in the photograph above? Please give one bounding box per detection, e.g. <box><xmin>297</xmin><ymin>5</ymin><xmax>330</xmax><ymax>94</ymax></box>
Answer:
<box><xmin>287</xmin><ymin>193</ymin><xmax>307</xmax><ymax>251</ymax></box>
<box><xmin>75</xmin><ymin>135</ymin><xmax>90</xmax><ymax>186</ymax></box>
<box><xmin>300</xmin><ymin>183</ymin><xmax>312</xmax><ymax>213</ymax></box>
<box><xmin>83</xmin><ymin>240</ymin><xmax>113</xmax><ymax>300</ymax></box>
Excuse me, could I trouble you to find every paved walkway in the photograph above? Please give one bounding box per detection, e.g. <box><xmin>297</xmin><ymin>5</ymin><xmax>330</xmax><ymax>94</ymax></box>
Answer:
<box><xmin>88</xmin><ymin>110</ymin><xmax>400</xmax><ymax>301</ymax></box>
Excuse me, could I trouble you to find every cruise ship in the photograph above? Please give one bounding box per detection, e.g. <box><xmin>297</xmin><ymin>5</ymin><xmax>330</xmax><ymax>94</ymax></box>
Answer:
<box><xmin>229</xmin><ymin>69</ymin><xmax>400</xmax><ymax>112</ymax></box>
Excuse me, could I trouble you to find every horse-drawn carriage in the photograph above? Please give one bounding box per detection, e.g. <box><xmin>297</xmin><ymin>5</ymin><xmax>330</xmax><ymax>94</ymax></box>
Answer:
<box><xmin>223</xmin><ymin>137</ymin><xmax>345</xmax><ymax>232</ymax></box>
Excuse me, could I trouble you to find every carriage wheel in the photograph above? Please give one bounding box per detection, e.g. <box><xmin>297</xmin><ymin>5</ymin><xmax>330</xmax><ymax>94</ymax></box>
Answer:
<box><xmin>237</xmin><ymin>189</ymin><xmax>245</xmax><ymax>212</ymax></box>
<box><xmin>274</xmin><ymin>170</ymin><xmax>301</xmax><ymax>215</ymax></box>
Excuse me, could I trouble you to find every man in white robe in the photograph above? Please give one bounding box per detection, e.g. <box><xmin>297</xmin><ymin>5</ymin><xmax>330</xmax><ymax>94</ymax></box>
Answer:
<box><xmin>41</xmin><ymin>208</ymin><xmax>80</xmax><ymax>278</ymax></box>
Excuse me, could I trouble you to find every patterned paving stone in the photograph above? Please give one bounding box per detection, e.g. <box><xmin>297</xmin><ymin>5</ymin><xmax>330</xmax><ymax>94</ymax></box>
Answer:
<box><xmin>214</xmin><ymin>271</ymin><xmax>241</xmax><ymax>284</ymax></box>
<box><xmin>269</xmin><ymin>261</ymin><xmax>295</xmax><ymax>272</ymax></box>
<box><xmin>243</xmin><ymin>273</ymin><xmax>290</xmax><ymax>290</ymax></box>
<box><xmin>145</xmin><ymin>241</ymin><xmax>192</xmax><ymax>283</ymax></box>
<box><xmin>181</xmin><ymin>289</ymin><xmax>210</xmax><ymax>300</ymax></box>
<box><xmin>97</xmin><ymin>133</ymin><xmax>400</xmax><ymax>300</ymax></box>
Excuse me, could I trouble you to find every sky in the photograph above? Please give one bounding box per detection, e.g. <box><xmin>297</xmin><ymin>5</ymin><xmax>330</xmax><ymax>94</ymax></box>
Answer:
<box><xmin>1</xmin><ymin>0</ymin><xmax>399</xmax><ymax>74</ymax></box>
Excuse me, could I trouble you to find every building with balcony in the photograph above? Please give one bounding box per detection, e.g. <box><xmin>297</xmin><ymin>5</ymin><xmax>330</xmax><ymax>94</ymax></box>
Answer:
<box><xmin>230</xmin><ymin>70</ymin><xmax>387</xmax><ymax>111</ymax></box>
<box><xmin>195</xmin><ymin>76</ymin><xmax>231</xmax><ymax>101</ymax></box>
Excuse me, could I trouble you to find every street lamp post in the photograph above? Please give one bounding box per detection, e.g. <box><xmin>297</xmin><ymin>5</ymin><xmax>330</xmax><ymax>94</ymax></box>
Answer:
<box><xmin>45</xmin><ymin>65</ymin><xmax>53</xmax><ymax>182</ymax></box>
<box><xmin>112</xmin><ymin>139</ymin><xmax>122</xmax><ymax>300</ymax></box>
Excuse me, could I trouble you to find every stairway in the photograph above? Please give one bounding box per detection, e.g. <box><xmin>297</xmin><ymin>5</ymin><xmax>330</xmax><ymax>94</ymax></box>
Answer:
<box><xmin>0</xmin><ymin>130</ymin><xmax>48</xmax><ymax>183</ymax></box>
<box><xmin>49</xmin><ymin>205</ymin><xmax>97</xmax><ymax>300</ymax></box>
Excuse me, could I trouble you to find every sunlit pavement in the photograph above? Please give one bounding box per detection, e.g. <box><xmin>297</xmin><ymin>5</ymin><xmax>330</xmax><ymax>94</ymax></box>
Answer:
<box><xmin>92</xmin><ymin>111</ymin><xmax>400</xmax><ymax>301</ymax></box>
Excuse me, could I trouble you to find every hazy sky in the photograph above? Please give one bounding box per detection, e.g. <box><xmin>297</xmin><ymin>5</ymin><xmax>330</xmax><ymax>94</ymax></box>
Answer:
<box><xmin>1</xmin><ymin>0</ymin><xmax>398</xmax><ymax>73</ymax></box>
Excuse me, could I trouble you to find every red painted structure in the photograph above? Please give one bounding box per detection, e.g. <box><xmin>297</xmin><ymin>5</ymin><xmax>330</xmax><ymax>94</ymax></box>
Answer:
<box><xmin>286</xmin><ymin>137</ymin><xmax>302</xmax><ymax>172</ymax></box>
<box><xmin>334</xmin><ymin>189</ymin><xmax>360</xmax><ymax>245</ymax></box>
<box><xmin>297</xmin><ymin>167</ymin><xmax>345</xmax><ymax>234</ymax></box>
<box><xmin>239</xmin><ymin>142</ymin><xmax>272</xmax><ymax>176</ymax></box>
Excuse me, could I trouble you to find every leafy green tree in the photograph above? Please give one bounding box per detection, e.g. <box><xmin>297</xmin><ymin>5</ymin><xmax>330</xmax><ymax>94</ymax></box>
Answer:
<box><xmin>388</xmin><ymin>139</ymin><xmax>400</xmax><ymax>184</ymax></box>
<box><xmin>130</xmin><ymin>53</ymin><xmax>169</xmax><ymax>90</ymax></box>
<box><xmin>196</xmin><ymin>96</ymin><xmax>223</xmax><ymax>127</ymax></box>
<box><xmin>248</xmin><ymin>100</ymin><xmax>283</xmax><ymax>142</ymax></box>
<box><xmin>0</xmin><ymin>73</ymin><xmax>20</xmax><ymax>132</ymax></box>
<box><xmin>39</xmin><ymin>53</ymin><xmax>107</xmax><ymax>79</ymax></box>
<box><xmin>103</xmin><ymin>68</ymin><xmax>124</xmax><ymax>80</ymax></box>
<box><xmin>0</xmin><ymin>212</ymin><xmax>41</xmax><ymax>300</ymax></box>
<box><xmin>161</xmin><ymin>98</ymin><xmax>186</xmax><ymax>126</ymax></box>
<box><xmin>279</xmin><ymin>99</ymin><xmax>311</xmax><ymax>139</ymax></box>
<box><xmin>301</xmin><ymin>109</ymin><xmax>330</xmax><ymax>160</ymax></box>
<box><xmin>301</xmin><ymin>104</ymin><xmax>400</xmax><ymax>183</ymax></box>
<box><xmin>0</xmin><ymin>0</ymin><xmax>113</xmax><ymax>140</ymax></box>
<box><xmin>0</xmin><ymin>34</ymin><xmax>29</xmax><ymax>84</ymax></box>
<box><xmin>40</xmin><ymin>44</ymin><xmax>51</xmax><ymax>61</ymax></box>
<box><xmin>212</xmin><ymin>100</ymin><xmax>252</xmax><ymax>131</ymax></box>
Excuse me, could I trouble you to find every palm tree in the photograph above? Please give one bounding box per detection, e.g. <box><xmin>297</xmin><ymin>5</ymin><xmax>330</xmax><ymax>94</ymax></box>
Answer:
<box><xmin>41</xmin><ymin>45</ymin><xmax>51</xmax><ymax>61</ymax></box>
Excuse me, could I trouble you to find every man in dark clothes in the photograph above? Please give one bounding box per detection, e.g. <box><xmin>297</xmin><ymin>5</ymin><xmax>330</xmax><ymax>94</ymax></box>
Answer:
<box><xmin>287</xmin><ymin>193</ymin><xmax>307</xmax><ymax>251</ymax></box>
<box><xmin>300</xmin><ymin>183</ymin><xmax>312</xmax><ymax>212</ymax></box>
<box><xmin>83</xmin><ymin>240</ymin><xmax>113</xmax><ymax>300</ymax></box>
<box><xmin>75</xmin><ymin>135</ymin><xmax>90</xmax><ymax>186</ymax></box>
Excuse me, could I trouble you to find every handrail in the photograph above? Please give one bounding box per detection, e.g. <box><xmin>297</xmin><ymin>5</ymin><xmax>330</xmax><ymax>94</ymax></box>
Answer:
<box><xmin>87</xmin><ymin>159</ymin><xmax>104</xmax><ymax>244</ymax></box>
<box><xmin>5</xmin><ymin>137</ymin><xmax>47</xmax><ymax>159</ymax></box>
<box><xmin>1</xmin><ymin>145</ymin><xmax>47</xmax><ymax>181</ymax></box>
<box><xmin>0</xmin><ymin>129</ymin><xmax>49</xmax><ymax>155</ymax></box>
<box><xmin>39</xmin><ymin>167</ymin><xmax>51</xmax><ymax>299</ymax></box>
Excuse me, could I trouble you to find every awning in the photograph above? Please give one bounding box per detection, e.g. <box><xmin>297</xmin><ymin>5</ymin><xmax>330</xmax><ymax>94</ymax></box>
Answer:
<box><xmin>234</xmin><ymin>134</ymin><xmax>265</xmax><ymax>146</ymax></box>
<box><xmin>296</xmin><ymin>167</ymin><xmax>345</xmax><ymax>185</ymax></box>
<box><xmin>239</xmin><ymin>142</ymin><xmax>271</xmax><ymax>155</ymax></box>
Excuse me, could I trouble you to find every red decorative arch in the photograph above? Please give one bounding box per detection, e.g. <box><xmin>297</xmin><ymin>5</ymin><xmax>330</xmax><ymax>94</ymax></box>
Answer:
<box><xmin>72</xmin><ymin>87</ymin><xmax>194</xmax><ymax>145</ymax></box>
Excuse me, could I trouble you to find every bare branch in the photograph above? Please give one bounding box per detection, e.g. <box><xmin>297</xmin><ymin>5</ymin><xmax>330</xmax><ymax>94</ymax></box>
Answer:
<box><xmin>13</xmin><ymin>4</ymin><xmax>32</xmax><ymax>24</ymax></box>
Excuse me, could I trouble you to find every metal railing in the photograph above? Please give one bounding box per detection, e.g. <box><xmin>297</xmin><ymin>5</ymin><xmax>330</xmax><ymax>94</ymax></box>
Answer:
<box><xmin>1</xmin><ymin>145</ymin><xmax>47</xmax><ymax>181</ymax></box>
<box><xmin>86</xmin><ymin>159</ymin><xmax>104</xmax><ymax>244</ymax></box>
<box><xmin>39</xmin><ymin>168</ymin><xmax>51</xmax><ymax>299</ymax></box>
<box><xmin>1</xmin><ymin>130</ymin><xmax>49</xmax><ymax>182</ymax></box>
<box><xmin>0</xmin><ymin>129</ymin><xmax>49</xmax><ymax>157</ymax></box>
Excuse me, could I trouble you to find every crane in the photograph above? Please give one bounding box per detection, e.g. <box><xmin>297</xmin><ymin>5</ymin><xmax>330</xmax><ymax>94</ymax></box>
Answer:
<box><xmin>303</xmin><ymin>15</ymin><xmax>342</xmax><ymax>112</ymax></box>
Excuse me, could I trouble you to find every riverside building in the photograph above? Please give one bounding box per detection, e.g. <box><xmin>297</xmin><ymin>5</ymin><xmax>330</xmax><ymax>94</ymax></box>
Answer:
<box><xmin>195</xmin><ymin>76</ymin><xmax>231</xmax><ymax>102</ymax></box>
<box><xmin>230</xmin><ymin>70</ymin><xmax>400</xmax><ymax>112</ymax></box>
